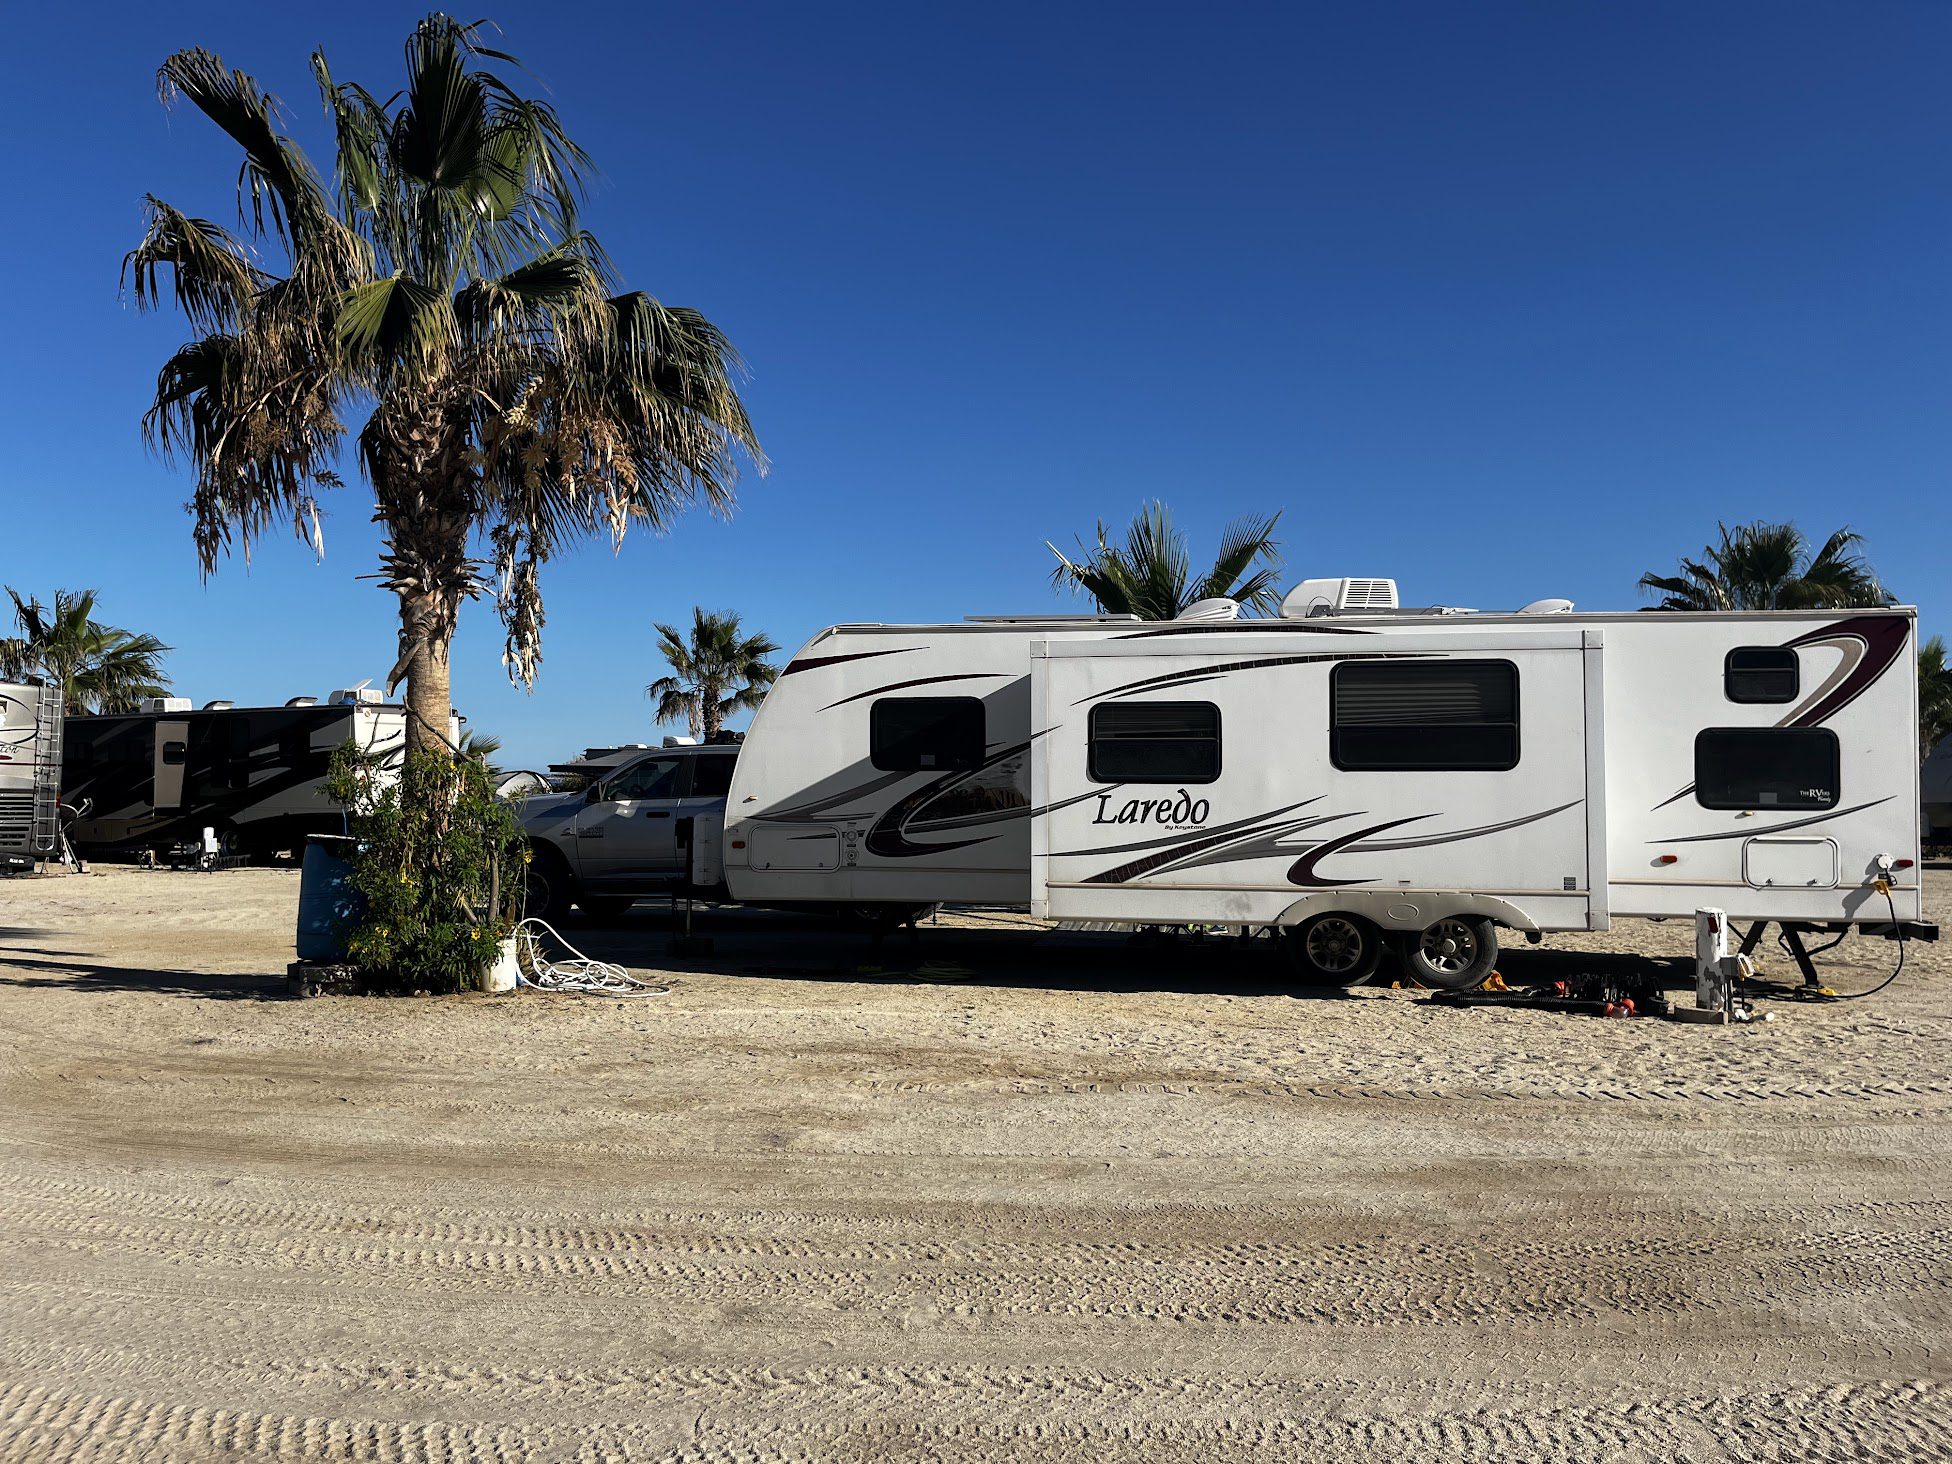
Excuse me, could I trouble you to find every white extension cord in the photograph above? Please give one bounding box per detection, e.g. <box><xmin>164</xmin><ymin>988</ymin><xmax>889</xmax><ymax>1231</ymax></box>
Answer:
<box><xmin>510</xmin><ymin>918</ymin><xmax>671</xmax><ymax>997</ymax></box>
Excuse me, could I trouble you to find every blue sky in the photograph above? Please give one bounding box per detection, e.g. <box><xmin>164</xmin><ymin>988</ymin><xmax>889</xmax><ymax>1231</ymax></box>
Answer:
<box><xmin>3</xmin><ymin>1</ymin><xmax>1946</xmax><ymax>769</ymax></box>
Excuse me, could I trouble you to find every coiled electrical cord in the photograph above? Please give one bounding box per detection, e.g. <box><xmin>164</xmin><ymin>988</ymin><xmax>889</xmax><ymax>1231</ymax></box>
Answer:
<box><xmin>511</xmin><ymin>917</ymin><xmax>670</xmax><ymax>997</ymax></box>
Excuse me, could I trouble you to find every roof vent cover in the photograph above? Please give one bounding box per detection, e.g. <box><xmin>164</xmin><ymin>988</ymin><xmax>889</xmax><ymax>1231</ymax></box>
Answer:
<box><xmin>1279</xmin><ymin>577</ymin><xmax>1399</xmax><ymax>619</ymax></box>
<box><xmin>1175</xmin><ymin>597</ymin><xmax>1241</xmax><ymax>622</ymax></box>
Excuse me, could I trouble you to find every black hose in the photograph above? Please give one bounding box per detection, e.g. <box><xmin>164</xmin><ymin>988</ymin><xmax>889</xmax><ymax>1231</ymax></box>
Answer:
<box><xmin>1823</xmin><ymin>887</ymin><xmax>1909</xmax><ymax>1001</ymax></box>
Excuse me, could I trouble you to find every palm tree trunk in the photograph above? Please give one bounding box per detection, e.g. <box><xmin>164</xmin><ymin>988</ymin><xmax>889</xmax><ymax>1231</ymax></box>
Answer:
<box><xmin>398</xmin><ymin>589</ymin><xmax>456</xmax><ymax>756</ymax></box>
<box><xmin>367</xmin><ymin>390</ymin><xmax>475</xmax><ymax>759</ymax></box>
<box><xmin>702</xmin><ymin>681</ymin><xmax>722</xmax><ymax>742</ymax></box>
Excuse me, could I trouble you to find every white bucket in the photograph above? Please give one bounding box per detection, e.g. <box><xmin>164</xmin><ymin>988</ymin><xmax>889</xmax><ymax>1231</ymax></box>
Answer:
<box><xmin>483</xmin><ymin>936</ymin><xmax>521</xmax><ymax>994</ymax></box>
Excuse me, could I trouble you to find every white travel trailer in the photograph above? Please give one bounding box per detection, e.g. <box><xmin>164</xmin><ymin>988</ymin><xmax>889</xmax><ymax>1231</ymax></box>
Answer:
<box><xmin>0</xmin><ymin>681</ymin><xmax>63</xmax><ymax>870</ymax></box>
<box><xmin>722</xmin><ymin>581</ymin><xmax>1930</xmax><ymax>986</ymax></box>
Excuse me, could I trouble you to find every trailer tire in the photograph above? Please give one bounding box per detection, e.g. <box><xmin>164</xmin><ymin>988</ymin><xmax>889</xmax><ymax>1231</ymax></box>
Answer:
<box><xmin>1284</xmin><ymin>913</ymin><xmax>1382</xmax><ymax>987</ymax></box>
<box><xmin>523</xmin><ymin>845</ymin><xmax>576</xmax><ymax>924</ymax></box>
<box><xmin>1399</xmin><ymin>915</ymin><xmax>1498</xmax><ymax>991</ymax></box>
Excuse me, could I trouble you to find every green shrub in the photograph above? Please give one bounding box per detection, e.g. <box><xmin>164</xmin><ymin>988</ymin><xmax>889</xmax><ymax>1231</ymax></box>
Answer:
<box><xmin>324</xmin><ymin>743</ymin><xmax>525</xmax><ymax>994</ymax></box>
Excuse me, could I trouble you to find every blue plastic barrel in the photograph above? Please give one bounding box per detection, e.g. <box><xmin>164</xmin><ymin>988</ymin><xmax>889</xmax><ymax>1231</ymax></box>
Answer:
<box><xmin>296</xmin><ymin>835</ymin><xmax>365</xmax><ymax>962</ymax></box>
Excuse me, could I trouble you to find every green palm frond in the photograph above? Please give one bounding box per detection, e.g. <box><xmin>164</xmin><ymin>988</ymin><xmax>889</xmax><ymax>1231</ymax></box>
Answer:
<box><xmin>1640</xmin><ymin>521</ymin><xmax>1890</xmax><ymax>613</ymax></box>
<box><xmin>1051</xmin><ymin>501</ymin><xmax>1285</xmax><ymax>620</ymax></box>
<box><xmin>645</xmin><ymin>607</ymin><xmax>778</xmax><ymax>738</ymax></box>
<box><xmin>3</xmin><ymin>587</ymin><xmax>173</xmax><ymax>714</ymax></box>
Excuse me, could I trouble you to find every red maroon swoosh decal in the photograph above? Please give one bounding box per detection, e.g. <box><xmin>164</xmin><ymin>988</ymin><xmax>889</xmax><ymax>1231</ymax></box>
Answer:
<box><xmin>1286</xmin><ymin>815</ymin><xmax>1434</xmax><ymax>887</ymax></box>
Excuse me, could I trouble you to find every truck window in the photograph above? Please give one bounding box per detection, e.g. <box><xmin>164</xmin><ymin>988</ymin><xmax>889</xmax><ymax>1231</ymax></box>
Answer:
<box><xmin>1695</xmin><ymin>728</ymin><xmax>1838</xmax><ymax>810</ymax></box>
<box><xmin>605</xmin><ymin>757</ymin><xmax>690</xmax><ymax>801</ymax></box>
<box><xmin>870</xmin><ymin>697</ymin><xmax>985</xmax><ymax>772</ymax></box>
<box><xmin>1088</xmin><ymin>701</ymin><xmax>1221</xmax><ymax>784</ymax></box>
<box><xmin>1331</xmin><ymin>660</ymin><xmax>1519</xmax><ymax>771</ymax></box>
<box><xmin>691</xmin><ymin>755</ymin><xmax>736</xmax><ymax>797</ymax></box>
<box><xmin>1724</xmin><ymin>647</ymin><xmax>1799</xmax><ymax>704</ymax></box>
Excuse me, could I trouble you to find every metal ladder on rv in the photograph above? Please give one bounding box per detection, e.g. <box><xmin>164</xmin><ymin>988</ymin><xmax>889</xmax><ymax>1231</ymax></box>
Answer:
<box><xmin>30</xmin><ymin>690</ymin><xmax>63</xmax><ymax>866</ymax></box>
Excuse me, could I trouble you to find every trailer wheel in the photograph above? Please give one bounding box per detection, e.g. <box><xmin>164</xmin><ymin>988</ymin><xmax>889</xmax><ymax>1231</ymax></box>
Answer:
<box><xmin>1399</xmin><ymin>915</ymin><xmax>1498</xmax><ymax>991</ymax></box>
<box><xmin>523</xmin><ymin>846</ymin><xmax>575</xmax><ymax>924</ymax></box>
<box><xmin>1284</xmin><ymin>913</ymin><xmax>1382</xmax><ymax>987</ymax></box>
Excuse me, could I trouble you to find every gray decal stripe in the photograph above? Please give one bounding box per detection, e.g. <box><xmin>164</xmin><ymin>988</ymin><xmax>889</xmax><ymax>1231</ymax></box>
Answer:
<box><xmin>820</xmin><ymin>672</ymin><xmax>1012</xmax><ymax>711</ymax></box>
<box><xmin>1649</xmin><ymin>797</ymin><xmax>1893</xmax><ymax>844</ymax></box>
<box><xmin>1073</xmin><ymin>651</ymin><xmax>1436</xmax><ymax>707</ymax></box>
<box><xmin>1345</xmin><ymin>800</ymin><xmax>1581</xmax><ymax>853</ymax></box>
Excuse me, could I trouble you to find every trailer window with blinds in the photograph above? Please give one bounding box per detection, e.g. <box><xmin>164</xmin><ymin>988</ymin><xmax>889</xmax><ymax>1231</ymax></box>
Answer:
<box><xmin>1089</xmin><ymin>701</ymin><xmax>1221</xmax><ymax>784</ymax></box>
<box><xmin>870</xmin><ymin>697</ymin><xmax>986</xmax><ymax>772</ymax></box>
<box><xmin>1695</xmin><ymin>728</ymin><xmax>1838</xmax><ymax>810</ymax></box>
<box><xmin>1331</xmin><ymin>660</ymin><xmax>1520</xmax><ymax>771</ymax></box>
<box><xmin>1724</xmin><ymin>647</ymin><xmax>1799</xmax><ymax>704</ymax></box>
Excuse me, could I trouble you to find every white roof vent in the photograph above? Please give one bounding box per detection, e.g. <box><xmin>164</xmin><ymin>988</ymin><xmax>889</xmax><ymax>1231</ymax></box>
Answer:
<box><xmin>1279</xmin><ymin>577</ymin><xmax>1399</xmax><ymax>619</ymax></box>
<box><xmin>1518</xmin><ymin>597</ymin><xmax>1575</xmax><ymax>615</ymax></box>
<box><xmin>1175</xmin><ymin>597</ymin><xmax>1241</xmax><ymax>622</ymax></box>
<box><xmin>662</xmin><ymin>735</ymin><xmax>700</xmax><ymax>747</ymax></box>
<box><xmin>202</xmin><ymin>700</ymin><xmax>235</xmax><ymax>712</ymax></box>
<box><xmin>285</xmin><ymin>696</ymin><xmax>319</xmax><ymax>708</ymax></box>
<box><xmin>328</xmin><ymin>687</ymin><xmax>384</xmax><ymax>707</ymax></box>
<box><xmin>140</xmin><ymin>697</ymin><xmax>193</xmax><ymax>714</ymax></box>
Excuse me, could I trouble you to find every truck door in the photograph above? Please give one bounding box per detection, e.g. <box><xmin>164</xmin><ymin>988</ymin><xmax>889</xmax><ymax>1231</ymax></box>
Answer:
<box><xmin>152</xmin><ymin>719</ymin><xmax>190</xmax><ymax>812</ymax></box>
<box><xmin>573</xmin><ymin>753</ymin><xmax>691</xmax><ymax>888</ymax></box>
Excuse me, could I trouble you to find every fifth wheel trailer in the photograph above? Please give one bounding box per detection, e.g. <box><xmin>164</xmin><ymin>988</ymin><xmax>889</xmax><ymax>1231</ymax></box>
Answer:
<box><xmin>60</xmin><ymin>688</ymin><xmax>434</xmax><ymax>862</ymax></box>
<box><xmin>720</xmin><ymin>582</ymin><xmax>1930</xmax><ymax>985</ymax></box>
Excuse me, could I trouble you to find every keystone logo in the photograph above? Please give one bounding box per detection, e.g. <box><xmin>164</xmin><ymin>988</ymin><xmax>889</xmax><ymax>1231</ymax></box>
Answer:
<box><xmin>1091</xmin><ymin>789</ymin><xmax>1211</xmax><ymax>828</ymax></box>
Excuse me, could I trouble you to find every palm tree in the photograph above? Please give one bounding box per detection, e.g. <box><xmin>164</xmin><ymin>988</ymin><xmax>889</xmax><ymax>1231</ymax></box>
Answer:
<box><xmin>646</xmin><ymin>608</ymin><xmax>779</xmax><ymax>740</ymax></box>
<box><xmin>1921</xmin><ymin>636</ymin><xmax>1952</xmax><ymax>760</ymax></box>
<box><xmin>1638</xmin><ymin>521</ymin><xmax>1888</xmax><ymax>611</ymax></box>
<box><xmin>0</xmin><ymin>588</ymin><xmax>173</xmax><ymax>715</ymax></box>
<box><xmin>1049</xmin><ymin>502</ymin><xmax>1284</xmax><ymax>620</ymax></box>
<box><xmin>126</xmin><ymin>15</ymin><xmax>762</xmax><ymax>759</ymax></box>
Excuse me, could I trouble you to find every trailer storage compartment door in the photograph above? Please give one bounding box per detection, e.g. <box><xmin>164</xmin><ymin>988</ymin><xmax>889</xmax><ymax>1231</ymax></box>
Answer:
<box><xmin>1029</xmin><ymin>628</ymin><xmax>1606</xmax><ymax>933</ymax></box>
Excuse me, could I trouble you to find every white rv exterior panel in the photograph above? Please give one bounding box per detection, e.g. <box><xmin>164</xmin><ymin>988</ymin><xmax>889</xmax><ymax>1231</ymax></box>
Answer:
<box><xmin>723</xmin><ymin>607</ymin><xmax>1923</xmax><ymax>934</ymax></box>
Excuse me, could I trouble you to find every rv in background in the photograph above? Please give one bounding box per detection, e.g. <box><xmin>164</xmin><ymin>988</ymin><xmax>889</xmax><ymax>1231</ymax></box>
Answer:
<box><xmin>0</xmin><ymin>682</ymin><xmax>62</xmax><ymax>870</ymax></box>
<box><xmin>719</xmin><ymin>579</ymin><xmax>1931</xmax><ymax>988</ymax></box>
<box><xmin>61</xmin><ymin>687</ymin><xmax>439</xmax><ymax>863</ymax></box>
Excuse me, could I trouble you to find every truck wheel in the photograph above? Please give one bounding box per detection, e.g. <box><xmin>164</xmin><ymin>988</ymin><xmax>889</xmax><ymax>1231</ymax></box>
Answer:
<box><xmin>1283</xmin><ymin>913</ymin><xmax>1382</xmax><ymax>987</ymax></box>
<box><xmin>1399</xmin><ymin>916</ymin><xmax>1498</xmax><ymax>991</ymax></box>
<box><xmin>523</xmin><ymin>847</ymin><xmax>575</xmax><ymax>924</ymax></box>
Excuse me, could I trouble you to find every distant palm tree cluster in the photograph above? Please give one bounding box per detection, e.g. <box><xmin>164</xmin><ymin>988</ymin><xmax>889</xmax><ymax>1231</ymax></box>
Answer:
<box><xmin>1638</xmin><ymin>521</ymin><xmax>1888</xmax><ymax>611</ymax></box>
<box><xmin>647</xmin><ymin>609</ymin><xmax>780</xmax><ymax>741</ymax></box>
<box><xmin>0</xmin><ymin>588</ymin><xmax>172</xmax><ymax>715</ymax></box>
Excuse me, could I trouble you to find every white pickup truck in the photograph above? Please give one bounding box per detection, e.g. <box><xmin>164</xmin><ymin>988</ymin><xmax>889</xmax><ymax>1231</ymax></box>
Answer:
<box><xmin>518</xmin><ymin>742</ymin><xmax>734</xmax><ymax>921</ymax></box>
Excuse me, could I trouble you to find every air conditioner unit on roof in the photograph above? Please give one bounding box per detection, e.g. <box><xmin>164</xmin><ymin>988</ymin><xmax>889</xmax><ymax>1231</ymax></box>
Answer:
<box><xmin>1278</xmin><ymin>577</ymin><xmax>1399</xmax><ymax>619</ymax></box>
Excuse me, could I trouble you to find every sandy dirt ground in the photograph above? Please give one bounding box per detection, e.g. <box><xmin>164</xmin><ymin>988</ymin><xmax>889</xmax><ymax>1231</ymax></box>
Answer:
<box><xmin>0</xmin><ymin>866</ymin><xmax>1946</xmax><ymax>1462</ymax></box>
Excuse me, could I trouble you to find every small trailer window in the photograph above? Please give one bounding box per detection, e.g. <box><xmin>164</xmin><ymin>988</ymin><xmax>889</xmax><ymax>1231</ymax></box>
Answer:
<box><xmin>1331</xmin><ymin>660</ymin><xmax>1519</xmax><ymax>771</ymax></box>
<box><xmin>871</xmin><ymin>697</ymin><xmax>986</xmax><ymax>772</ymax></box>
<box><xmin>1088</xmin><ymin>701</ymin><xmax>1221</xmax><ymax>784</ymax></box>
<box><xmin>1695</xmin><ymin>728</ymin><xmax>1838</xmax><ymax>810</ymax></box>
<box><xmin>1725</xmin><ymin>647</ymin><xmax>1799</xmax><ymax>704</ymax></box>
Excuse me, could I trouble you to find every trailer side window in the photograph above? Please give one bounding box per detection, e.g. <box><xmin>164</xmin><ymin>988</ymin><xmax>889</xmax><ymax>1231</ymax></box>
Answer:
<box><xmin>1331</xmin><ymin>660</ymin><xmax>1519</xmax><ymax>771</ymax></box>
<box><xmin>1088</xmin><ymin>702</ymin><xmax>1221</xmax><ymax>784</ymax></box>
<box><xmin>1695</xmin><ymin>728</ymin><xmax>1838</xmax><ymax>810</ymax></box>
<box><xmin>870</xmin><ymin>697</ymin><xmax>986</xmax><ymax>772</ymax></box>
<box><xmin>1725</xmin><ymin>647</ymin><xmax>1799</xmax><ymax>704</ymax></box>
